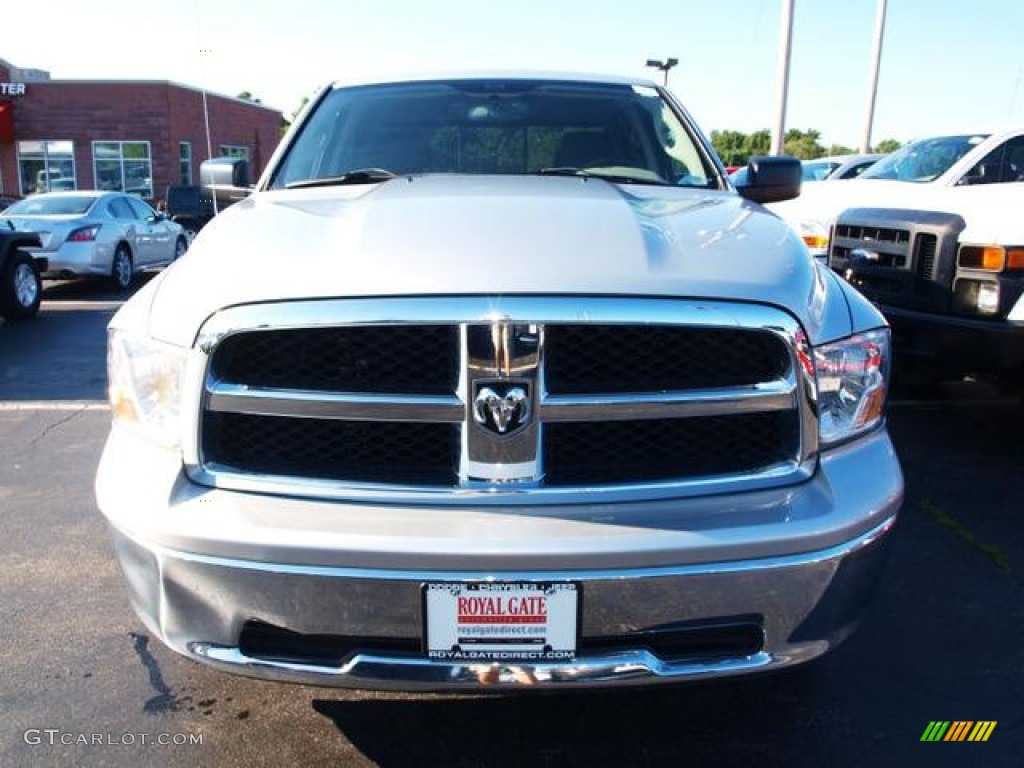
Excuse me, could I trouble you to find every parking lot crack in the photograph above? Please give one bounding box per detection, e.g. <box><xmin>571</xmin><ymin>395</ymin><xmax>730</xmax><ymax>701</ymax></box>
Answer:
<box><xmin>20</xmin><ymin>408</ymin><xmax>86</xmax><ymax>456</ymax></box>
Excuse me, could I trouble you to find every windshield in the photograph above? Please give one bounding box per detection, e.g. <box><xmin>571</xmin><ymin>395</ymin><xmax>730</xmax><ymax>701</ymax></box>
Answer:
<box><xmin>801</xmin><ymin>161</ymin><xmax>840</xmax><ymax>181</ymax></box>
<box><xmin>859</xmin><ymin>134</ymin><xmax>988</xmax><ymax>182</ymax></box>
<box><xmin>270</xmin><ymin>79</ymin><xmax>716</xmax><ymax>189</ymax></box>
<box><xmin>3</xmin><ymin>195</ymin><xmax>96</xmax><ymax>216</ymax></box>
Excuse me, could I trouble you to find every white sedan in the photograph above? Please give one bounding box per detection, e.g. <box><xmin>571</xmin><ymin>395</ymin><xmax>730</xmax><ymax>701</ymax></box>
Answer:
<box><xmin>0</xmin><ymin>191</ymin><xmax>188</xmax><ymax>290</ymax></box>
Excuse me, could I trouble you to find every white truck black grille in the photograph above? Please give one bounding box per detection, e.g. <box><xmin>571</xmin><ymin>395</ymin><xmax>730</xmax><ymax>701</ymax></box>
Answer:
<box><xmin>829</xmin><ymin>208</ymin><xmax>965</xmax><ymax>312</ymax></box>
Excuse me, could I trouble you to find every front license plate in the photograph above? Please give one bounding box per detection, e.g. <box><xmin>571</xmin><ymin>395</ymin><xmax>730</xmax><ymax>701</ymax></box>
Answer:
<box><xmin>423</xmin><ymin>582</ymin><xmax>579</xmax><ymax>662</ymax></box>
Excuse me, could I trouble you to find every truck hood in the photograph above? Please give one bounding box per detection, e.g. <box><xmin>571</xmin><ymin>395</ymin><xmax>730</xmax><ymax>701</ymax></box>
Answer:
<box><xmin>769</xmin><ymin>179</ymin><xmax>951</xmax><ymax>227</ymax></box>
<box><xmin>770</xmin><ymin>178</ymin><xmax>1024</xmax><ymax>245</ymax></box>
<box><xmin>147</xmin><ymin>175</ymin><xmax>855</xmax><ymax>346</ymax></box>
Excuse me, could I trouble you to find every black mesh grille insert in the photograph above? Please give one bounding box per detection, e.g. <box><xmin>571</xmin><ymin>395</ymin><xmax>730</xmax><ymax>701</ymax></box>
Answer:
<box><xmin>543</xmin><ymin>412</ymin><xmax>800</xmax><ymax>486</ymax></box>
<box><xmin>203</xmin><ymin>412</ymin><xmax>459</xmax><ymax>486</ymax></box>
<box><xmin>544</xmin><ymin>325</ymin><xmax>789</xmax><ymax>394</ymax></box>
<box><xmin>916</xmin><ymin>233</ymin><xmax>938</xmax><ymax>280</ymax></box>
<box><xmin>211</xmin><ymin>325</ymin><xmax>458</xmax><ymax>395</ymax></box>
<box><xmin>834</xmin><ymin>224</ymin><xmax>910</xmax><ymax>244</ymax></box>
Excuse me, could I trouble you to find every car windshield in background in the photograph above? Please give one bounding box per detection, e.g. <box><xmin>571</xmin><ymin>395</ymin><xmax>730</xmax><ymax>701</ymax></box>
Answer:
<box><xmin>270</xmin><ymin>79</ymin><xmax>715</xmax><ymax>189</ymax></box>
<box><xmin>801</xmin><ymin>161</ymin><xmax>840</xmax><ymax>181</ymax></box>
<box><xmin>4</xmin><ymin>196</ymin><xmax>96</xmax><ymax>216</ymax></box>
<box><xmin>859</xmin><ymin>134</ymin><xmax>988</xmax><ymax>182</ymax></box>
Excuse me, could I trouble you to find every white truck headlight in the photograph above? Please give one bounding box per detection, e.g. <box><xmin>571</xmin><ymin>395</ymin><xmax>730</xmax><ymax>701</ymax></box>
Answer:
<box><xmin>814</xmin><ymin>329</ymin><xmax>890</xmax><ymax>445</ymax></box>
<box><xmin>798</xmin><ymin>219</ymin><xmax>830</xmax><ymax>255</ymax></box>
<box><xmin>107</xmin><ymin>330</ymin><xmax>187</xmax><ymax>448</ymax></box>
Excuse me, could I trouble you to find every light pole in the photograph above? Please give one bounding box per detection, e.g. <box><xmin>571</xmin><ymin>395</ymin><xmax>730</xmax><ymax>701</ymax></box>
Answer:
<box><xmin>646</xmin><ymin>58</ymin><xmax>679</xmax><ymax>87</ymax></box>
<box><xmin>770</xmin><ymin>0</ymin><xmax>795</xmax><ymax>156</ymax></box>
<box><xmin>860</xmin><ymin>0</ymin><xmax>888</xmax><ymax>153</ymax></box>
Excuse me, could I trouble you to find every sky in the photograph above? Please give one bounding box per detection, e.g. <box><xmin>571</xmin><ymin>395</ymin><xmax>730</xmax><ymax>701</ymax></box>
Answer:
<box><xmin>3</xmin><ymin>0</ymin><xmax>1024</xmax><ymax>149</ymax></box>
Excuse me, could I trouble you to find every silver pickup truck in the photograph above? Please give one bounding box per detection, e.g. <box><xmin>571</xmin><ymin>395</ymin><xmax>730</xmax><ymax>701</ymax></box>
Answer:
<box><xmin>95</xmin><ymin>73</ymin><xmax>902</xmax><ymax>691</ymax></box>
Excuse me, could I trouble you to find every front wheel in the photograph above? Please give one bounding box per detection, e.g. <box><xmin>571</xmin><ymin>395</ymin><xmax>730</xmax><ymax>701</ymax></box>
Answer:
<box><xmin>0</xmin><ymin>251</ymin><xmax>42</xmax><ymax>321</ymax></box>
<box><xmin>173</xmin><ymin>236</ymin><xmax>187</xmax><ymax>261</ymax></box>
<box><xmin>110</xmin><ymin>246</ymin><xmax>134</xmax><ymax>291</ymax></box>
<box><xmin>175</xmin><ymin>218</ymin><xmax>199</xmax><ymax>244</ymax></box>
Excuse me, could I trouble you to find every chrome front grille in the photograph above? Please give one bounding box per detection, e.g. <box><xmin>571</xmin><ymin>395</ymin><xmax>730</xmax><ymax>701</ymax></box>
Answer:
<box><xmin>189</xmin><ymin>297</ymin><xmax>816</xmax><ymax>505</ymax></box>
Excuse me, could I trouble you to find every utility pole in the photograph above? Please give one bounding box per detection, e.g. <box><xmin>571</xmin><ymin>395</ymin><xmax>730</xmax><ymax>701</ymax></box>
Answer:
<box><xmin>861</xmin><ymin>0</ymin><xmax>888</xmax><ymax>153</ymax></box>
<box><xmin>770</xmin><ymin>0</ymin><xmax>795</xmax><ymax>155</ymax></box>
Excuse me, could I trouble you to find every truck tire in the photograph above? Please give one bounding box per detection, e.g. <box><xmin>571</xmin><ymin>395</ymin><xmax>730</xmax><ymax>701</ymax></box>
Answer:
<box><xmin>0</xmin><ymin>250</ymin><xmax>42</xmax><ymax>321</ymax></box>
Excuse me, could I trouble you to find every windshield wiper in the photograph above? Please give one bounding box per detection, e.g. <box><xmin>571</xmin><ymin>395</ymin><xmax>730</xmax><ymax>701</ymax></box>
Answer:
<box><xmin>537</xmin><ymin>167</ymin><xmax>672</xmax><ymax>186</ymax></box>
<box><xmin>285</xmin><ymin>168</ymin><xmax>397</xmax><ymax>189</ymax></box>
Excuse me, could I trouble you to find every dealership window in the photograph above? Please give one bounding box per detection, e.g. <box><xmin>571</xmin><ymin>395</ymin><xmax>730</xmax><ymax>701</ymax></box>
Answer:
<box><xmin>179</xmin><ymin>142</ymin><xmax>193</xmax><ymax>185</ymax></box>
<box><xmin>220</xmin><ymin>145</ymin><xmax>250</xmax><ymax>160</ymax></box>
<box><xmin>18</xmin><ymin>140</ymin><xmax>76</xmax><ymax>194</ymax></box>
<box><xmin>93</xmin><ymin>141</ymin><xmax>153</xmax><ymax>198</ymax></box>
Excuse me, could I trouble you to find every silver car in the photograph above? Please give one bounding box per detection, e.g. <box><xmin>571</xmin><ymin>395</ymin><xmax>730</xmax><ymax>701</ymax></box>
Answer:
<box><xmin>801</xmin><ymin>153</ymin><xmax>884</xmax><ymax>181</ymax></box>
<box><xmin>0</xmin><ymin>191</ymin><xmax>188</xmax><ymax>289</ymax></box>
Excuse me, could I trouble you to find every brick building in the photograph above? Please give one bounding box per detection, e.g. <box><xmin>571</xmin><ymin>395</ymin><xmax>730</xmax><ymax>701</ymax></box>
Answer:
<box><xmin>0</xmin><ymin>57</ymin><xmax>282</xmax><ymax>201</ymax></box>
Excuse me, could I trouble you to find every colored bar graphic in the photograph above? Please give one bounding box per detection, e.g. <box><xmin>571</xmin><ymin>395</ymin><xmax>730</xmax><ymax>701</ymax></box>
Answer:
<box><xmin>968</xmin><ymin>722</ymin><xmax>997</xmax><ymax>742</ymax></box>
<box><xmin>920</xmin><ymin>720</ymin><xmax>996</xmax><ymax>742</ymax></box>
<box><xmin>944</xmin><ymin>721</ymin><xmax>973</xmax><ymax>741</ymax></box>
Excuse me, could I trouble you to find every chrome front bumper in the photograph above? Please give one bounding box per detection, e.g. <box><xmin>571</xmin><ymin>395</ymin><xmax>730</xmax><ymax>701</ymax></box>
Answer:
<box><xmin>106</xmin><ymin>515</ymin><xmax>893</xmax><ymax>690</ymax></box>
<box><xmin>98</xmin><ymin>424</ymin><xmax>901</xmax><ymax>691</ymax></box>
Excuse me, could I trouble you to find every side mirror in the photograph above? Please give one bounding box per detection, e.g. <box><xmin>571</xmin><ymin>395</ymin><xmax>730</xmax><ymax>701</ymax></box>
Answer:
<box><xmin>957</xmin><ymin>161</ymin><xmax>1000</xmax><ymax>186</ymax></box>
<box><xmin>734</xmin><ymin>156</ymin><xmax>802</xmax><ymax>204</ymax></box>
<box><xmin>200</xmin><ymin>157</ymin><xmax>253</xmax><ymax>213</ymax></box>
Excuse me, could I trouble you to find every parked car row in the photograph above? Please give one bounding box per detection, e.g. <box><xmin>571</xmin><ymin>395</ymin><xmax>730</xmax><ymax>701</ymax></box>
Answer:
<box><xmin>0</xmin><ymin>191</ymin><xmax>187</xmax><ymax>320</ymax></box>
<box><xmin>766</xmin><ymin>128</ymin><xmax>1024</xmax><ymax>388</ymax></box>
<box><xmin>728</xmin><ymin>152</ymin><xmax>884</xmax><ymax>187</ymax></box>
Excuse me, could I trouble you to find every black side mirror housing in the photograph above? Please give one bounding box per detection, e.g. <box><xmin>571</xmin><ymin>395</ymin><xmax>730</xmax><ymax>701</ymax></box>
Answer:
<box><xmin>200</xmin><ymin>157</ymin><xmax>253</xmax><ymax>212</ymax></box>
<box><xmin>734</xmin><ymin>156</ymin><xmax>802</xmax><ymax>204</ymax></box>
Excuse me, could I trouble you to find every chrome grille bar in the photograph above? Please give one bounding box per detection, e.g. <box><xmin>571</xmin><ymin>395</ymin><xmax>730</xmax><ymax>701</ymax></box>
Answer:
<box><xmin>205</xmin><ymin>381</ymin><xmax>797</xmax><ymax>424</ymax></box>
<box><xmin>206</xmin><ymin>384</ymin><xmax>464</xmax><ymax>423</ymax></box>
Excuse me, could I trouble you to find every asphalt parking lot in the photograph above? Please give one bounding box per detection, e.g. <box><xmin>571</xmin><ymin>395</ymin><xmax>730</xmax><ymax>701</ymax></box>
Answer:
<box><xmin>1</xmin><ymin>280</ymin><xmax>1022</xmax><ymax>767</ymax></box>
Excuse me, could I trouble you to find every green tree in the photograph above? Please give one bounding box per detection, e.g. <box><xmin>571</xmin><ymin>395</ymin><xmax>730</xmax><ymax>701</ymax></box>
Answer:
<box><xmin>783</xmin><ymin>128</ymin><xmax>825</xmax><ymax>160</ymax></box>
<box><xmin>744</xmin><ymin>129</ymin><xmax>771</xmax><ymax>158</ymax></box>
<box><xmin>825</xmin><ymin>144</ymin><xmax>855</xmax><ymax>156</ymax></box>
<box><xmin>236</xmin><ymin>90</ymin><xmax>262</xmax><ymax>104</ymax></box>
<box><xmin>710</xmin><ymin>130</ymin><xmax>749</xmax><ymax>167</ymax></box>
<box><xmin>874</xmin><ymin>138</ymin><xmax>902</xmax><ymax>154</ymax></box>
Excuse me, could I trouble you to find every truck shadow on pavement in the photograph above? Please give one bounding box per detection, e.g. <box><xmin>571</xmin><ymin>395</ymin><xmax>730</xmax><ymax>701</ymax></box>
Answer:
<box><xmin>309</xmin><ymin>657</ymin><xmax>918</xmax><ymax>767</ymax></box>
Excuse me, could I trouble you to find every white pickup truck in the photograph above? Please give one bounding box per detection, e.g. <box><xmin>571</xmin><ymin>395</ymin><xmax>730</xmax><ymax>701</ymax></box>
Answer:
<box><xmin>771</xmin><ymin>130</ymin><xmax>1024</xmax><ymax>382</ymax></box>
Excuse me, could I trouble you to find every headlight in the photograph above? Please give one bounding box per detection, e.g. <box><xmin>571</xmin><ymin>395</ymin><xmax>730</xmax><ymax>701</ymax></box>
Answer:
<box><xmin>814</xmin><ymin>329</ymin><xmax>890</xmax><ymax>445</ymax></box>
<box><xmin>953</xmin><ymin>278</ymin><xmax>1001</xmax><ymax>316</ymax></box>
<box><xmin>798</xmin><ymin>219</ymin><xmax>830</xmax><ymax>253</ymax></box>
<box><xmin>107</xmin><ymin>329</ymin><xmax>187</xmax><ymax>448</ymax></box>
